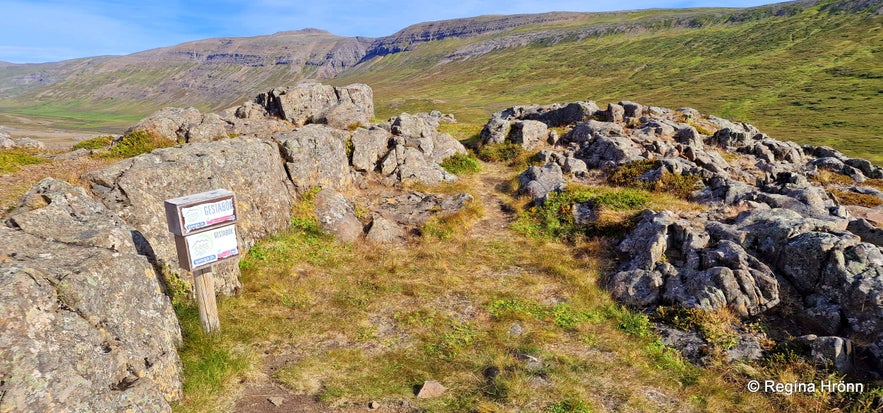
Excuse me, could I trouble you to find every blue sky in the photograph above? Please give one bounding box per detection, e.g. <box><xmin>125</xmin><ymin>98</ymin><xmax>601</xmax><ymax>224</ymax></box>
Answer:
<box><xmin>2</xmin><ymin>0</ymin><xmax>776</xmax><ymax>63</ymax></box>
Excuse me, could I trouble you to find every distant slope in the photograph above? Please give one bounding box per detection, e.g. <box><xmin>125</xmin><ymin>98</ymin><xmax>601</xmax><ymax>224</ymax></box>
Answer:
<box><xmin>0</xmin><ymin>30</ymin><xmax>371</xmax><ymax>131</ymax></box>
<box><xmin>0</xmin><ymin>0</ymin><xmax>881</xmax><ymax>162</ymax></box>
<box><xmin>333</xmin><ymin>0</ymin><xmax>883</xmax><ymax>162</ymax></box>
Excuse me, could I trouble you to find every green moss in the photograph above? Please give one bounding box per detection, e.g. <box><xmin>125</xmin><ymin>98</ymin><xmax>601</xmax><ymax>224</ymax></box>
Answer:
<box><xmin>608</xmin><ymin>160</ymin><xmax>702</xmax><ymax>198</ymax></box>
<box><xmin>513</xmin><ymin>186</ymin><xmax>650</xmax><ymax>239</ymax></box>
<box><xmin>0</xmin><ymin>149</ymin><xmax>47</xmax><ymax>173</ymax></box>
<box><xmin>100</xmin><ymin>130</ymin><xmax>175</xmax><ymax>159</ymax></box>
<box><xmin>440</xmin><ymin>152</ymin><xmax>482</xmax><ymax>175</ymax></box>
<box><xmin>72</xmin><ymin>135</ymin><xmax>114</xmax><ymax>150</ymax></box>
<box><xmin>477</xmin><ymin>142</ymin><xmax>525</xmax><ymax>162</ymax></box>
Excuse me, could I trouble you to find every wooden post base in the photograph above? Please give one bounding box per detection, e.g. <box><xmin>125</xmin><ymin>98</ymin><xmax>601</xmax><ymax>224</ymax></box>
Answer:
<box><xmin>193</xmin><ymin>267</ymin><xmax>221</xmax><ymax>333</ymax></box>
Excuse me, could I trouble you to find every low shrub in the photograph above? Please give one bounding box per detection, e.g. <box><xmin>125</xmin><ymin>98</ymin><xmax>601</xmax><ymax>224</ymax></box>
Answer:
<box><xmin>653</xmin><ymin>306</ymin><xmax>739</xmax><ymax>349</ymax></box>
<box><xmin>72</xmin><ymin>135</ymin><xmax>114</xmax><ymax>150</ymax></box>
<box><xmin>608</xmin><ymin>159</ymin><xmax>702</xmax><ymax>198</ymax></box>
<box><xmin>101</xmin><ymin>130</ymin><xmax>175</xmax><ymax>159</ymax></box>
<box><xmin>862</xmin><ymin>178</ymin><xmax>883</xmax><ymax>191</ymax></box>
<box><xmin>813</xmin><ymin>169</ymin><xmax>854</xmax><ymax>186</ymax></box>
<box><xmin>830</xmin><ymin>190</ymin><xmax>883</xmax><ymax>207</ymax></box>
<box><xmin>513</xmin><ymin>186</ymin><xmax>650</xmax><ymax>239</ymax></box>
<box><xmin>0</xmin><ymin>149</ymin><xmax>48</xmax><ymax>174</ymax></box>
<box><xmin>607</xmin><ymin>159</ymin><xmax>658</xmax><ymax>187</ymax></box>
<box><xmin>477</xmin><ymin>142</ymin><xmax>525</xmax><ymax>162</ymax></box>
<box><xmin>440</xmin><ymin>152</ymin><xmax>482</xmax><ymax>175</ymax></box>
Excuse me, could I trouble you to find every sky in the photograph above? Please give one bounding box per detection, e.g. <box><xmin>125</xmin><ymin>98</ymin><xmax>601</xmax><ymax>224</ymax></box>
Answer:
<box><xmin>1</xmin><ymin>0</ymin><xmax>777</xmax><ymax>64</ymax></box>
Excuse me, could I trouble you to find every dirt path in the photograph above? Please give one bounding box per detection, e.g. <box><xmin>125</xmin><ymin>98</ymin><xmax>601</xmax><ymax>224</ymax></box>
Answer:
<box><xmin>231</xmin><ymin>163</ymin><xmax>518</xmax><ymax>413</ymax></box>
<box><xmin>465</xmin><ymin>162</ymin><xmax>517</xmax><ymax>239</ymax></box>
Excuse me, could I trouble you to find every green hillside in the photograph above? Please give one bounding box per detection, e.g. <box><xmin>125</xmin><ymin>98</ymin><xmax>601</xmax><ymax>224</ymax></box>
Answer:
<box><xmin>0</xmin><ymin>0</ymin><xmax>880</xmax><ymax>162</ymax></box>
<box><xmin>334</xmin><ymin>1</ymin><xmax>883</xmax><ymax>162</ymax></box>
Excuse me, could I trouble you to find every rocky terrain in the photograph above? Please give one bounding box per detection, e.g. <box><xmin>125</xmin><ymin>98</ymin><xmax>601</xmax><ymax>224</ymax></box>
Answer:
<box><xmin>3</xmin><ymin>72</ymin><xmax>883</xmax><ymax>410</ymax></box>
<box><xmin>0</xmin><ymin>82</ymin><xmax>476</xmax><ymax>411</ymax></box>
<box><xmin>484</xmin><ymin>99</ymin><xmax>883</xmax><ymax>373</ymax></box>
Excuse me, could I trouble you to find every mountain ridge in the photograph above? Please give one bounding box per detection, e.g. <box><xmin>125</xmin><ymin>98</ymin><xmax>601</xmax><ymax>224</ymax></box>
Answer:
<box><xmin>0</xmin><ymin>0</ymin><xmax>881</xmax><ymax>162</ymax></box>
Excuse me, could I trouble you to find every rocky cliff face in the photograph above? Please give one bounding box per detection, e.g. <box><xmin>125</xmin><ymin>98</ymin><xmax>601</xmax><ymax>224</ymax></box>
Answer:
<box><xmin>489</xmin><ymin>98</ymin><xmax>883</xmax><ymax>371</ymax></box>
<box><xmin>361</xmin><ymin>12</ymin><xmax>587</xmax><ymax>60</ymax></box>
<box><xmin>1</xmin><ymin>179</ymin><xmax>182</xmax><ymax>412</ymax></box>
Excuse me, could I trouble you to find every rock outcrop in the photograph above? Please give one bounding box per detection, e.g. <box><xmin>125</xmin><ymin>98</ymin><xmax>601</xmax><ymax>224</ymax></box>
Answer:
<box><xmin>495</xmin><ymin>98</ymin><xmax>883</xmax><ymax>370</ymax></box>
<box><xmin>84</xmin><ymin>138</ymin><xmax>295</xmax><ymax>295</ymax></box>
<box><xmin>1</xmin><ymin>179</ymin><xmax>181</xmax><ymax>412</ymax></box>
<box><xmin>81</xmin><ymin>83</ymin><xmax>469</xmax><ymax>294</ymax></box>
<box><xmin>251</xmin><ymin>82</ymin><xmax>374</xmax><ymax>128</ymax></box>
<box><xmin>0</xmin><ymin>82</ymin><xmax>476</xmax><ymax>412</ymax></box>
<box><xmin>275</xmin><ymin>124</ymin><xmax>353</xmax><ymax>192</ymax></box>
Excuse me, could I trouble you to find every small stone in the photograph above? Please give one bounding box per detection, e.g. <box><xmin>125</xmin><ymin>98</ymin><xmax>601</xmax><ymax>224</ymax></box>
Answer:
<box><xmin>368</xmin><ymin>400</ymin><xmax>380</xmax><ymax>410</ymax></box>
<box><xmin>508</xmin><ymin>323</ymin><xmax>524</xmax><ymax>336</ymax></box>
<box><xmin>529</xmin><ymin>376</ymin><xmax>552</xmax><ymax>388</ymax></box>
<box><xmin>416</xmin><ymin>380</ymin><xmax>446</xmax><ymax>398</ymax></box>
<box><xmin>268</xmin><ymin>397</ymin><xmax>284</xmax><ymax>407</ymax></box>
<box><xmin>483</xmin><ymin>365</ymin><xmax>501</xmax><ymax>381</ymax></box>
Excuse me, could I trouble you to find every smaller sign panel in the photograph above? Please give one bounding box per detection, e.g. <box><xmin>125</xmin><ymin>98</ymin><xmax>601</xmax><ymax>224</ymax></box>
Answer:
<box><xmin>174</xmin><ymin>224</ymin><xmax>240</xmax><ymax>271</ymax></box>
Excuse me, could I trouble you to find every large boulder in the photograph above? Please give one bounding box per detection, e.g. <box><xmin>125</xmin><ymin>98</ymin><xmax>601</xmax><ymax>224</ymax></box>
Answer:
<box><xmin>313</xmin><ymin>189</ymin><xmax>363</xmax><ymax>242</ymax></box>
<box><xmin>575</xmin><ymin>135</ymin><xmax>644</xmax><ymax>168</ymax></box>
<box><xmin>389</xmin><ymin>112</ymin><xmax>466</xmax><ymax>163</ymax></box>
<box><xmin>84</xmin><ymin>138</ymin><xmax>295</xmax><ymax>296</ymax></box>
<box><xmin>517</xmin><ymin>164</ymin><xmax>565</xmax><ymax>203</ymax></box>
<box><xmin>379</xmin><ymin>140</ymin><xmax>457</xmax><ymax>186</ymax></box>
<box><xmin>372</xmin><ymin>192</ymin><xmax>473</xmax><ymax>228</ymax></box>
<box><xmin>256</xmin><ymin>82</ymin><xmax>373</xmax><ymax>128</ymax></box>
<box><xmin>126</xmin><ymin>107</ymin><xmax>204</xmax><ymax>141</ymax></box>
<box><xmin>609</xmin><ymin>211</ymin><xmax>779</xmax><ymax>317</ymax></box>
<box><xmin>536</xmin><ymin>101</ymin><xmax>599</xmax><ymax>126</ymax></box>
<box><xmin>184</xmin><ymin>113</ymin><xmax>230</xmax><ymax>143</ymax></box>
<box><xmin>0</xmin><ymin>179</ymin><xmax>181</xmax><ymax>412</ymax></box>
<box><xmin>12</xmin><ymin>137</ymin><xmax>45</xmax><ymax>150</ymax></box>
<box><xmin>366</xmin><ymin>215</ymin><xmax>407</xmax><ymax>244</ymax></box>
<box><xmin>276</xmin><ymin>124</ymin><xmax>353</xmax><ymax>192</ymax></box>
<box><xmin>351</xmin><ymin>127</ymin><xmax>391</xmax><ymax>172</ymax></box>
<box><xmin>510</xmin><ymin>120</ymin><xmax>548</xmax><ymax>150</ymax></box>
<box><xmin>0</xmin><ymin>129</ymin><xmax>14</xmax><ymax>149</ymax></box>
<box><xmin>479</xmin><ymin>115</ymin><xmax>511</xmax><ymax>145</ymax></box>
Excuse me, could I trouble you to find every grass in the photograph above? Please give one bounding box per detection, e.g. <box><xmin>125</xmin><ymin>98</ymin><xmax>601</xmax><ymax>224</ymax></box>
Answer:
<box><xmin>0</xmin><ymin>156</ymin><xmax>114</xmax><ymax>213</ymax></box>
<box><xmin>654</xmin><ymin>307</ymin><xmax>741</xmax><ymax>350</ymax></box>
<box><xmin>2</xmin><ymin>1</ymin><xmax>880</xmax><ymax>166</ymax></box>
<box><xmin>171</xmin><ymin>164</ymin><xmax>782</xmax><ymax>412</ymax></box>
<box><xmin>513</xmin><ymin>184</ymin><xmax>701</xmax><ymax>240</ymax></box>
<box><xmin>72</xmin><ymin>135</ymin><xmax>114</xmax><ymax>150</ymax></box>
<box><xmin>332</xmin><ymin>4</ymin><xmax>883</xmax><ymax>164</ymax></box>
<box><xmin>607</xmin><ymin>159</ymin><xmax>703</xmax><ymax>198</ymax></box>
<box><xmin>437</xmin><ymin>122</ymin><xmax>484</xmax><ymax>148</ymax></box>
<box><xmin>100</xmin><ymin>130</ymin><xmax>177</xmax><ymax>159</ymax></box>
<box><xmin>164</xmin><ymin>156</ymin><xmax>883</xmax><ymax>412</ymax></box>
<box><xmin>812</xmin><ymin>168</ymin><xmax>855</xmax><ymax>186</ymax></box>
<box><xmin>477</xmin><ymin>142</ymin><xmax>526</xmax><ymax>163</ymax></box>
<box><xmin>439</xmin><ymin>153</ymin><xmax>482</xmax><ymax>176</ymax></box>
<box><xmin>830</xmin><ymin>189</ymin><xmax>883</xmax><ymax>208</ymax></box>
<box><xmin>0</xmin><ymin>149</ymin><xmax>47</xmax><ymax>174</ymax></box>
<box><xmin>862</xmin><ymin>178</ymin><xmax>883</xmax><ymax>191</ymax></box>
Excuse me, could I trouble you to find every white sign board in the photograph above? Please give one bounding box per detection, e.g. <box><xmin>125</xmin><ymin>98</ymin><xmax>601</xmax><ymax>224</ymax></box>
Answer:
<box><xmin>164</xmin><ymin>189</ymin><xmax>237</xmax><ymax>236</ymax></box>
<box><xmin>180</xmin><ymin>224</ymin><xmax>240</xmax><ymax>270</ymax></box>
<box><xmin>181</xmin><ymin>198</ymin><xmax>236</xmax><ymax>233</ymax></box>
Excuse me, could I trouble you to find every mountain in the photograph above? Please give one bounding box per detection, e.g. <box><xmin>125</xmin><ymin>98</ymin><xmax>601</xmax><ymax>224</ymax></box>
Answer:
<box><xmin>0</xmin><ymin>0</ymin><xmax>881</xmax><ymax>160</ymax></box>
<box><xmin>0</xmin><ymin>29</ymin><xmax>370</xmax><ymax>114</ymax></box>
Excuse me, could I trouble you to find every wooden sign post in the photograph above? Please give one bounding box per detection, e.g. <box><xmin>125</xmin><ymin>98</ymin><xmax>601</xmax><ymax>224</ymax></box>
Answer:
<box><xmin>164</xmin><ymin>189</ymin><xmax>240</xmax><ymax>334</ymax></box>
